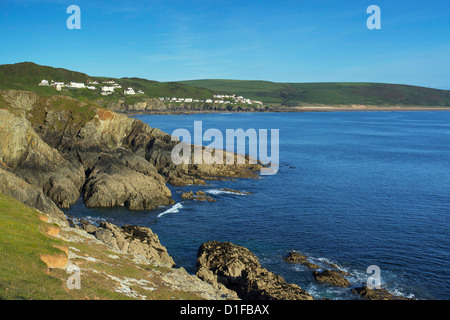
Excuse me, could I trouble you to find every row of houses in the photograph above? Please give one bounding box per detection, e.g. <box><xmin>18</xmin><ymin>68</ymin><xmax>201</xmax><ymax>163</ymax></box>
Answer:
<box><xmin>158</xmin><ymin>95</ymin><xmax>263</xmax><ymax>105</ymax></box>
<box><xmin>38</xmin><ymin>79</ymin><xmax>144</xmax><ymax>96</ymax></box>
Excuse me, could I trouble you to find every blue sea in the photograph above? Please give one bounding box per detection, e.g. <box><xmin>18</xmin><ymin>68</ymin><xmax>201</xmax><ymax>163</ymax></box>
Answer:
<box><xmin>65</xmin><ymin>111</ymin><xmax>450</xmax><ymax>300</ymax></box>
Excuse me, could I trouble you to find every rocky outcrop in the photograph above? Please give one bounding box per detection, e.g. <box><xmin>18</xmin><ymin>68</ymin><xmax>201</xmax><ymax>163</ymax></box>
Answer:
<box><xmin>1</xmin><ymin>90</ymin><xmax>263</xmax><ymax>212</ymax></box>
<box><xmin>283</xmin><ymin>251</ymin><xmax>320</xmax><ymax>269</ymax></box>
<box><xmin>312</xmin><ymin>270</ymin><xmax>351</xmax><ymax>288</ymax></box>
<box><xmin>0</xmin><ymin>109</ymin><xmax>85</xmax><ymax>209</ymax></box>
<box><xmin>78</xmin><ymin>220</ymin><xmax>175</xmax><ymax>267</ymax></box>
<box><xmin>352</xmin><ymin>285</ymin><xmax>414</xmax><ymax>300</ymax></box>
<box><xmin>83</xmin><ymin>150</ymin><xmax>174</xmax><ymax>210</ymax></box>
<box><xmin>0</xmin><ymin>168</ymin><xmax>68</xmax><ymax>225</ymax></box>
<box><xmin>196</xmin><ymin>241</ymin><xmax>313</xmax><ymax>300</ymax></box>
<box><xmin>181</xmin><ymin>190</ymin><xmax>216</xmax><ymax>202</ymax></box>
<box><xmin>100</xmin><ymin>98</ymin><xmax>166</xmax><ymax>113</ymax></box>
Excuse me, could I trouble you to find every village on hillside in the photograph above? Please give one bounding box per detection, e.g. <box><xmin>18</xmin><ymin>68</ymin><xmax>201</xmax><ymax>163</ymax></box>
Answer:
<box><xmin>38</xmin><ymin>79</ymin><xmax>263</xmax><ymax>105</ymax></box>
<box><xmin>158</xmin><ymin>94</ymin><xmax>263</xmax><ymax>106</ymax></box>
<box><xmin>39</xmin><ymin>79</ymin><xmax>144</xmax><ymax>96</ymax></box>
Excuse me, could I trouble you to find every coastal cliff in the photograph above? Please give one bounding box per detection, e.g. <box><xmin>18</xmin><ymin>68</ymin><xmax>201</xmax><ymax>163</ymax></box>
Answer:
<box><xmin>0</xmin><ymin>89</ymin><xmax>281</xmax><ymax>300</ymax></box>
<box><xmin>0</xmin><ymin>89</ymin><xmax>412</xmax><ymax>300</ymax></box>
<box><xmin>0</xmin><ymin>90</ymin><xmax>261</xmax><ymax>216</ymax></box>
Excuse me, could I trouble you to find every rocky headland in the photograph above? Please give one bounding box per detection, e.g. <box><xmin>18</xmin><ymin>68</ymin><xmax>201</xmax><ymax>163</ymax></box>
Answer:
<box><xmin>0</xmin><ymin>89</ymin><xmax>413</xmax><ymax>300</ymax></box>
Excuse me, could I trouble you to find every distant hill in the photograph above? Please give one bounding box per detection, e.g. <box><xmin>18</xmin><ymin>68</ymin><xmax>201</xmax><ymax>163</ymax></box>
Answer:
<box><xmin>178</xmin><ymin>79</ymin><xmax>450</xmax><ymax>107</ymax></box>
<box><xmin>1</xmin><ymin>62</ymin><xmax>449</xmax><ymax>108</ymax></box>
<box><xmin>0</xmin><ymin>62</ymin><xmax>218</xmax><ymax>101</ymax></box>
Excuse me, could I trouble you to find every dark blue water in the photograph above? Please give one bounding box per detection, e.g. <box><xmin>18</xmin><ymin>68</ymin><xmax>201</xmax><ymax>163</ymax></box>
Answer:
<box><xmin>66</xmin><ymin>111</ymin><xmax>450</xmax><ymax>300</ymax></box>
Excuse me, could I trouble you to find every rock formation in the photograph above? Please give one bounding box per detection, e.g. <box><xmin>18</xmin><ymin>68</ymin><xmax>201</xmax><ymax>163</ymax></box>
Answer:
<box><xmin>283</xmin><ymin>251</ymin><xmax>320</xmax><ymax>269</ymax></box>
<box><xmin>351</xmin><ymin>285</ymin><xmax>414</xmax><ymax>300</ymax></box>
<box><xmin>181</xmin><ymin>190</ymin><xmax>216</xmax><ymax>202</ymax></box>
<box><xmin>196</xmin><ymin>241</ymin><xmax>313</xmax><ymax>300</ymax></box>
<box><xmin>77</xmin><ymin>220</ymin><xmax>175</xmax><ymax>267</ymax></box>
<box><xmin>312</xmin><ymin>270</ymin><xmax>351</xmax><ymax>288</ymax></box>
<box><xmin>0</xmin><ymin>90</ymin><xmax>261</xmax><ymax>214</ymax></box>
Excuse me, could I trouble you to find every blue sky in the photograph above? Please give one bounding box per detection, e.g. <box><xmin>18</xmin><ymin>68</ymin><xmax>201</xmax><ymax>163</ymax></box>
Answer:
<box><xmin>0</xmin><ymin>0</ymin><xmax>449</xmax><ymax>89</ymax></box>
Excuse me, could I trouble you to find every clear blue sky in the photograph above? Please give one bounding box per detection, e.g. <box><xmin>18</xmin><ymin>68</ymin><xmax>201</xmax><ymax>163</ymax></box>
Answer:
<box><xmin>0</xmin><ymin>0</ymin><xmax>449</xmax><ymax>89</ymax></box>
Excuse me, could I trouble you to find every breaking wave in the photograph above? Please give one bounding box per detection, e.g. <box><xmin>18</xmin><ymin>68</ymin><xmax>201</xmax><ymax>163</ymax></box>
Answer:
<box><xmin>157</xmin><ymin>203</ymin><xmax>183</xmax><ymax>218</ymax></box>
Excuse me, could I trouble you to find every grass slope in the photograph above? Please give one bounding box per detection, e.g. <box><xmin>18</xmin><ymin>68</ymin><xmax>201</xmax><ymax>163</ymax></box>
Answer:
<box><xmin>0</xmin><ymin>193</ymin><xmax>69</xmax><ymax>299</ymax></box>
<box><xmin>0</xmin><ymin>193</ymin><xmax>204</xmax><ymax>300</ymax></box>
<box><xmin>179</xmin><ymin>79</ymin><xmax>450</xmax><ymax>107</ymax></box>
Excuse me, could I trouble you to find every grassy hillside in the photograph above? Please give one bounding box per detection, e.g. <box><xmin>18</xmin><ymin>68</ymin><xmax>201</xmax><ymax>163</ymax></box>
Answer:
<box><xmin>0</xmin><ymin>62</ymin><xmax>219</xmax><ymax>102</ymax></box>
<box><xmin>0</xmin><ymin>192</ymin><xmax>208</xmax><ymax>300</ymax></box>
<box><xmin>0</xmin><ymin>193</ymin><xmax>70</xmax><ymax>299</ymax></box>
<box><xmin>2</xmin><ymin>62</ymin><xmax>449</xmax><ymax>108</ymax></box>
<box><xmin>179</xmin><ymin>79</ymin><xmax>450</xmax><ymax>107</ymax></box>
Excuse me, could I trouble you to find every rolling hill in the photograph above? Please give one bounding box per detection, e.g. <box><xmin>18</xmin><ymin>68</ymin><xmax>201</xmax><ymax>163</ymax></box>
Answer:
<box><xmin>0</xmin><ymin>62</ymin><xmax>219</xmax><ymax>102</ymax></box>
<box><xmin>178</xmin><ymin>79</ymin><xmax>450</xmax><ymax>107</ymax></box>
<box><xmin>1</xmin><ymin>62</ymin><xmax>449</xmax><ymax>108</ymax></box>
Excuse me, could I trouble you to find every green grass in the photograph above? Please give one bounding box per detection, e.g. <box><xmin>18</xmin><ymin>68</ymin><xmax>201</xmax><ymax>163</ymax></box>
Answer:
<box><xmin>0</xmin><ymin>193</ymin><xmax>70</xmax><ymax>299</ymax></box>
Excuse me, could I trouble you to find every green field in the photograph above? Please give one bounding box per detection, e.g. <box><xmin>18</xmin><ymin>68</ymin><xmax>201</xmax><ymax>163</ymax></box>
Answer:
<box><xmin>179</xmin><ymin>79</ymin><xmax>450</xmax><ymax>107</ymax></box>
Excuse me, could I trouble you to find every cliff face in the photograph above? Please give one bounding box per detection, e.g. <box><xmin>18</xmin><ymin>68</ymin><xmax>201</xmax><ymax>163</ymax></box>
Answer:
<box><xmin>0</xmin><ymin>89</ymin><xmax>261</xmax><ymax>220</ymax></box>
<box><xmin>0</xmin><ymin>89</ymin><xmax>267</xmax><ymax>300</ymax></box>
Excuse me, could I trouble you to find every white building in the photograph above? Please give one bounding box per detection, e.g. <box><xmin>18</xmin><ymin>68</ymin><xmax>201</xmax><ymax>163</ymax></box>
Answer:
<box><xmin>87</xmin><ymin>86</ymin><xmax>96</xmax><ymax>90</ymax></box>
<box><xmin>101</xmin><ymin>86</ymin><xmax>115</xmax><ymax>93</ymax></box>
<box><xmin>39</xmin><ymin>79</ymin><xmax>50</xmax><ymax>86</ymax></box>
<box><xmin>69</xmin><ymin>82</ymin><xmax>85</xmax><ymax>89</ymax></box>
<box><xmin>124</xmin><ymin>87</ymin><xmax>136</xmax><ymax>95</ymax></box>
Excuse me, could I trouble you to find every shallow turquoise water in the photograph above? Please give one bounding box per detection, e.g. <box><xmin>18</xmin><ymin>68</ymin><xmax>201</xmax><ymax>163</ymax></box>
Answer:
<box><xmin>66</xmin><ymin>111</ymin><xmax>450</xmax><ymax>300</ymax></box>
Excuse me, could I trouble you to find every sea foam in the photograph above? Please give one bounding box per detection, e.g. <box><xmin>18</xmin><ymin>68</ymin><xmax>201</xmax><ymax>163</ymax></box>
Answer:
<box><xmin>205</xmin><ymin>188</ymin><xmax>248</xmax><ymax>196</ymax></box>
<box><xmin>157</xmin><ymin>203</ymin><xmax>183</xmax><ymax>218</ymax></box>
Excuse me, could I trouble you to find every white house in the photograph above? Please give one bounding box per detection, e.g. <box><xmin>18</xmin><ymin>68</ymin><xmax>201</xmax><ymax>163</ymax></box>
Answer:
<box><xmin>87</xmin><ymin>86</ymin><xmax>96</xmax><ymax>90</ymax></box>
<box><xmin>101</xmin><ymin>86</ymin><xmax>115</xmax><ymax>92</ymax></box>
<box><xmin>69</xmin><ymin>82</ymin><xmax>85</xmax><ymax>89</ymax></box>
<box><xmin>205</xmin><ymin>99</ymin><xmax>213</xmax><ymax>103</ymax></box>
<box><xmin>184</xmin><ymin>98</ymin><xmax>193</xmax><ymax>103</ymax></box>
<box><xmin>124</xmin><ymin>87</ymin><xmax>136</xmax><ymax>95</ymax></box>
<box><xmin>39</xmin><ymin>79</ymin><xmax>50</xmax><ymax>86</ymax></box>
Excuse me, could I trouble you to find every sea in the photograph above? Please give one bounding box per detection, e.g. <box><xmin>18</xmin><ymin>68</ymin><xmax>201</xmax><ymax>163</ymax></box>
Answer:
<box><xmin>65</xmin><ymin>111</ymin><xmax>450</xmax><ymax>300</ymax></box>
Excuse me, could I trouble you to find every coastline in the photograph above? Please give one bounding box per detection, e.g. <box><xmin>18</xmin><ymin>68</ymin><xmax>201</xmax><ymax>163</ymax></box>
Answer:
<box><xmin>120</xmin><ymin>105</ymin><xmax>450</xmax><ymax>116</ymax></box>
<box><xmin>0</xmin><ymin>89</ymin><xmax>443</xmax><ymax>300</ymax></box>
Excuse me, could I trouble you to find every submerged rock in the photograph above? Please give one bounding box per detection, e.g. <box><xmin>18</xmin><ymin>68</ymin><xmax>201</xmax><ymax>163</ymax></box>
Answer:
<box><xmin>196</xmin><ymin>241</ymin><xmax>313</xmax><ymax>300</ymax></box>
<box><xmin>283</xmin><ymin>251</ymin><xmax>320</xmax><ymax>269</ymax></box>
<box><xmin>352</xmin><ymin>285</ymin><xmax>414</xmax><ymax>300</ymax></box>
<box><xmin>181</xmin><ymin>190</ymin><xmax>216</xmax><ymax>202</ymax></box>
<box><xmin>313</xmin><ymin>270</ymin><xmax>351</xmax><ymax>288</ymax></box>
